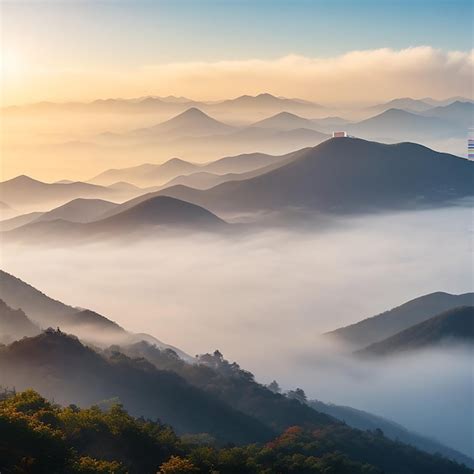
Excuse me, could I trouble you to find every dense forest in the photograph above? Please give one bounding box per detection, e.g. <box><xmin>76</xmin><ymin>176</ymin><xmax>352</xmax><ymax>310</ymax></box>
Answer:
<box><xmin>0</xmin><ymin>389</ymin><xmax>470</xmax><ymax>474</ymax></box>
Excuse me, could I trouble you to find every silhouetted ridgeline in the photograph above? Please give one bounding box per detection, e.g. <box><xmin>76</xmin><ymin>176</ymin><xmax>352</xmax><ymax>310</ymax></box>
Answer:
<box><xmin>308</xmin><ymin>399</ymin><xmax>474</xmax><ymax>468</ymax></box>
<box><xmin>0</xmin><ymin>268</ymin><xmax>473</xmax><ymax>470</ymax></box>
<box><xmin>0</xmin><ymin>370</ymin><xmax>471</xmax><ymax>473</ymax></box>
<box><xmin>151</xmin><ymin>138</ymin><xmax>474</xmax><ymax>214</ymax></box>
<box><xmin>327</xmin><ymin>291</ymin><xmax>474</xmax><ymax>349</ymax></box>
<box><xmin>0</xmin><ymin>338</ymin><xmax>472</xmax><ymax>473</ymax></box>
<box><xmin>357</xmin><ymin>306</ymin><xmax>474</xmax><ymax>357</ymax></box>
<box><xmin>0</xmin><ymin>269</ymin><xmax>190</xmax><ymax>356</ymax></box>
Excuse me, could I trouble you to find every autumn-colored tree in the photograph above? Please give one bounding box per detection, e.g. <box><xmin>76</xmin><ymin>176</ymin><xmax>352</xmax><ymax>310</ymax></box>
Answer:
<box><xmin>158</xmin><ymin>455</ymin><xmax>198</xmax><ymax>473</ymax></box>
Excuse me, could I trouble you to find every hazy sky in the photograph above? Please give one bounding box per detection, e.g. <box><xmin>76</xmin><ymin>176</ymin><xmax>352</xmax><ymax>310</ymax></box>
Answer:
<box><xmin>1</xmin><ymin>0</ymin><xmax>473</xmax><ymax>105</ymax></box>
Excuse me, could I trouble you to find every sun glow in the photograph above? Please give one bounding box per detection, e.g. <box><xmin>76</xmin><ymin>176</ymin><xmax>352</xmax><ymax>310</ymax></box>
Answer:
<box><xmin>0</xmin><ymin>48</ymin><xmax>26</xmax><ymax>78</ymax></box>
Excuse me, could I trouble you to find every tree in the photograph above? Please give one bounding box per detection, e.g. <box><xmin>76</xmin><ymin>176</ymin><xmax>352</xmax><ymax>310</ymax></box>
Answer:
<box><xmin>73</xmin><ymin>456</ymin><xmax>125</xmax><ymax>473</ymax></box>
<box><xmin>286</xmin><ymin>388</ymin><xmax>307</xmax><ymax>404</ymax></box>
<box><xmin>267</xmin><ymin>380</ymin><xmax>281</xmax><ymax>393</ymax></box>
<box><xmin>158</xmin><ymin>456</ymin><xmax>198</xmax><ymax>473</ymax></box>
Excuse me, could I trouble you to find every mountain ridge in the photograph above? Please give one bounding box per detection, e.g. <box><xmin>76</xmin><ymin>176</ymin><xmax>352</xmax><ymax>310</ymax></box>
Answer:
<box><xmin>326</xmin><ymin>291</ymin><xmax>474</xmax><ymax>348</ymax></box>
<box><xmin>356</xmin><ymin>306</ymin><xmax>474</xmax><ymax>356</ymax></box>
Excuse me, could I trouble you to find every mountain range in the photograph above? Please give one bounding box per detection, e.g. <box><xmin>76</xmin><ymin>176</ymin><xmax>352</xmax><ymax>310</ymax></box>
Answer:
<box><xmin>3</xmin><ymin>195</ymin><xmax>226</xmax><ymax>242</ymax></box>
<box><xmin>147</xmin><ymin>138</ymin><xmax>474</xmax><ymax>214</ymax></box>
<box><xmin>346</xmin><ymin>105</ymin><xmax>470</xmax><ymax>141</ymax></box>
<box><xmin>308</xmin><ymin>398</ymin><xmax>474</xmax><ymax>468</ymax></box>
<box><xmin>0</xmin><ymin>271</ymin><xmax>472</xmax><ymax>470</ymax></box>
<box><xmin>11</xmin><ymin>96</ymin><xmax>470</xmax><ymax>178</ymax></box>
<box><xmin>0</xmin><ymin>269</ymin><xmax>188</xmax><ymax>356</ymax></box>
<box><xmin>356</xmin><ymin>306</ymin><xmax>474</xmax><ymax>357</ymax></box>
<box><xmin>4</xmin><ymin>138</ymin><xmax>472</xmax><ymax>240</ymax></box>
<box><xmin>89</xmin><ymin>151</ymin><xmax>294</xmax><ymax>187</ymax></box>
<box><xmin>1</xmin><ymin>268</ymin><xmax>473</xmax><ymax>468</ymax></box>
<box><xmin>326</xmin><ymin>291</ymin><xmax>474</xmax><ymax>349</ymax></box>
<box><xmin>366</xmin><ymin>96</ymin><xmax>473</xmax><ymax>115</ymax></box>
<box><xmin>3</xmin><ymin>93</ymin><xmax>326</xmax><ymax>121</ymax></box>
<box><xmin>94</xmin><ymin>107</ymin><xmax>330</xmax><ymax>158</ymax></box>
<box><xmin>0</xmin><ymin>175</ymin><xmax>144</xmax><ymax>214</ymax></box>
<box><xmin>0</xmin><ymin>299</ymin><xmax>40</xmax><ymax>343</ymax></box>
<box><xmin>366</xmin><ymin>98</ymin><xmax>436</xmax><ymax>114</ymax></box>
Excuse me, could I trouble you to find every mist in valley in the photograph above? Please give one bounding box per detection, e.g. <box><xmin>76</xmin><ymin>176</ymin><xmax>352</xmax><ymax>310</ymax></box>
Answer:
<box><xmin>1</xmin><ymin>204</ymin><xmax>472</xmax><ymax>456</ymax></box>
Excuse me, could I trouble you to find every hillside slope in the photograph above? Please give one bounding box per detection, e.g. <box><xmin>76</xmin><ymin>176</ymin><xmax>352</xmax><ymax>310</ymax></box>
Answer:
<box><xmin>357</xmin><ymin>306</ymin><xmax>474</xmax><ymax>356</ymax></box>
<box><xmin>151</xmin><ymin>138</ymin><xmax>474</xmax><ymax>214</ymax></box>
<box><xmin>0</xmin><ymin>270</ymin><xmax>189</xmax><ymax>357</ymax></box>
<box><xmin>326</xmin><ymin>291</ymin><xmax>474</xmax><ymax>348</ymax></box>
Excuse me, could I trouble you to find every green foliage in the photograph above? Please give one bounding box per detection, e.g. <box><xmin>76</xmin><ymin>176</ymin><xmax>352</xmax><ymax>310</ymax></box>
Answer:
<box><xmin>72</xmin><ymin>456</ymin><xmax>125</xmax><ymax>474</ymax></box>
<box><xmin>0</xmin><ymin>390</ymin><xmax>182</xmax><ymax>473</ymax></box>
<box><xmin>0</xmin><ymin>390</ymin><xmax>469</xmax><ymax>474</ymax></box>
<box><xmin>117</xmin><ymin>342</ymin><xmax>333</xmax><ymax>433</ymax></box>
<box><xmin>158</xmin><ymin>455</ymin><xmax>198</xmax><ymax>473</ymax></box>
<box><xmin>0</xmin><ymin>390</ymin><xmax>70</xmax><ymax>473</ymax></box>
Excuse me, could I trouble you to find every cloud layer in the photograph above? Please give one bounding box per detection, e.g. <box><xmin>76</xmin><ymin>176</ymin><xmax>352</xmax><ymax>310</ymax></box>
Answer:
<box><xmin>145</xmin><ymin>47</ymin><xmax>473</xmax><ymax>103</ymax></box>
<box><xmin>4</xmin><ymin>46</ymin><xmax>473</xmax><ymax>105</ymax></box>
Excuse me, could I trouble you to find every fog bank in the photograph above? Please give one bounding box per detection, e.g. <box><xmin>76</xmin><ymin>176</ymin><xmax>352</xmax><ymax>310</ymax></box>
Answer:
<box><xmin>1</xmin><ymin>205</ymin><xmax>472</xmax><ymax>455</ymax></box>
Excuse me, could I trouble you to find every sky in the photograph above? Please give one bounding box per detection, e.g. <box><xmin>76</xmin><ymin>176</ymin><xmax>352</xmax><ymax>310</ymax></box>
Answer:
<box><xmin>0</xmin><ymin>0</ymin><xmax>473</xmax><ymax>105</ymax></box>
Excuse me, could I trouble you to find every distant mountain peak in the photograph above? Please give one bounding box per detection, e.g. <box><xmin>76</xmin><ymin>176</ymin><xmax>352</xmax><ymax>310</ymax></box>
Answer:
<box><xmin>146</xmin><ymin>107</ymin><xmax>233</xmax><ymax>136</ymax></box>
<box><xmin>6</xmin><ymin>175</ymin><xmax>42</xmax><ymax>185</ymax></box>
<box><xmin>256</xmin><ymin>93</ymin><xmax>277</xmax><ymax>99</ymax></box>
<box><xmin>357</xmin><ymin>306</ymin><xmax>474</xmax><ymax>357</ymax></box>
<box><xmin>94</xmin><ymin>194</ymin><xmax>226</xmax><ymax>230</ymax></box>
<box><xmin>163</xmin><ymin>157</ymin><xmax>192</xmax><ymax>165</ymax></box>
<box><xmin>176</xmin><ymin>107</ymin><xmax>210</xmax><ymax>118</ymax></box>
<box><xmin>273</xmin><ymin>111</ymin><xmax>302</xmax><ymax>118</ymax></box>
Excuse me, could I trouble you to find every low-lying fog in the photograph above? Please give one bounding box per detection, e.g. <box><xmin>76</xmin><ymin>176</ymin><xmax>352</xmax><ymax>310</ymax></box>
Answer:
<box><xmin>1</xmin><ymin>204</ymin><xmax>473</xmax><ymax>456</ymax></box>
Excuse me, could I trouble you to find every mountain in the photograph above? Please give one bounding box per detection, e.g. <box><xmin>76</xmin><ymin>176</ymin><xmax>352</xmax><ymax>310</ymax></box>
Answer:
<box><xmin>90</xmin><ymin>158</ymin><xmax>200</xmax><ymax>187</ymax></box>
<box><xmin>0</xmin><ymin>331</ymin><xmax>274</xmax><ymax>444</ymax></box>
<box><xmin>310</xmin><ymin>116</ymin><xmax>352</xmax><ymax>133</ymax></box>
<box><xmin>272</xmin><ymin>127</ymin><xmax>328</xmax><ymax>142</ymax></box>
<box><xmin>5</xmin><ymin>195</ymin><xmax>226</xmax><ymax>242</ymax></box>
<box><xmin>90</xmin><ymin>151</ymin><xmax>294</xmax><ymax>188</ymax></box>
<box><xmin>3</xmin><ymin>96</ymin><xmax>199</xmax><ymax>116</ymax></box>
<box><xmin>119</xmin><ymin>148</ymin><xmax>311</xmax><ymax>197</ymax></box>
<box><xmin>96</xmin><ymin>118</ymin><xmax>329</xmax><ymax>160</ymax></box>
<box><xmin>308</xmin><ymin>399</ymin><xmax>474</xmax><ymax>468</ymax></box>
<box><xmin>0</xmin><ymin>299</ymin><xmax>40</xmax><ymax>343</ymax></box>
<box><xmin>2</xmin><ymin>93</ymin><xmax>325</xmax><ymax>119</ymax></box>
<box><xmin>0</xmin><ymin>175</ymin><xmax>121</xmax><ymax>212</ymax></box>
<box><xmin>89</xmin><ymin>195</ymin><xmax>225</xmax><ymax>231</ymax></box>
<box><xmin>101</xmin><ymin>340</ymin><xmax>473</xmax><ymax>470</ymax></box>
<box><xmin>0</xmin><ymin>201</ymin><xmax>16</xmax><ymax>218</ymax></box>
<box><xmin>421</xmin><ymin>101</ymin><xmax>474</xmax><ymax>128</ymax></box>
<box><xmin>0</xmin><ymin>268</ymin><xmax>125</xmax><ymax>340</ymax></box>
<box><xmin>326</xmin><ymin>291</ymin><xmax>474</xmax><ymax>349</ymax></box>
<box><xmin>202</xmin><ymin>150</ymin><xmax>298</xmax><ymax>174</ymax></box>
<box><xmin>0</xmin><ymin>269</ymin><xmax>189</xmax><ymax>356</ymax></box>
<box><xmin>357</xmin><ymin>306</ymin><xmax>474</xmax><ymax>357</ymax></box>
<box><xmin>251</xmin><ymin>111</ymin><xmax>319</xmax><ymax>130</ymax></box>
<box><xmin>160</xmin><ymin>171</ymin><xmax>240</xmax><ymax>190</ymax></box>
<box><xmin>347</xmin><ymin>108</ymin><xmax>460</xmax><ymax>141</ymax></box>
<box><xmin>107</xmin><ymin>181</ymin><xmax>143</xmax><ymax>191</ymax></box>
<box><xmin>191</xmin><ymin>125</ymin><xmax>328</xmax><ymax>153</ymax></box>
<box><xmin>2</xmin><ymin>389</ymin><xmax>470</xmax><ymax>474</ymax></box>
<box><xmin>30</xmin><ymin>198</ymin><xmax>118</xmax><ymax>224</ymax></box>
<box><xmin>0</xmin><ymin>211</ymin><xmax>43</xmax><ymax>231</ymax></box>
<box><xmin>113</xmin><ymin>342</ymin><xmax>333</xmax><ymax>434</ymax></box>
<box><xmin>3</xmin><ymin>337</ymin><xmax>469</xmax><ymax>474</ymax></box>
<box><xmin>135</xmin><ymin>107</ymin><xmax>234</xmax><ymax>138</ymax></box>
<box><xmin>148</xmin><ymin>138</ymin><xmax>474</xmax><ymax>215</ymax></box>
<box><xmin>367</xmin><ymin>98</ymin><xmax>434</xmax><ymax>114</ymax></box>
<box><xmin>422</xmin><ymin>96</ymin><xmax>474</xmax><ymax>107</ymax></box>
<box><xmin>210</xmin><ymin>93</ymin><xmax>324</xmax><ymax>118</ymax></box>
